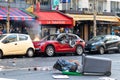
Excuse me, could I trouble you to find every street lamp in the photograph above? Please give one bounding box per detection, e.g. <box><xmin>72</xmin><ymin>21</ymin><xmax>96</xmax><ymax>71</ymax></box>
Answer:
<box><xmin>6</xmin><ymin>0</ymin><xmax>10</xmax><ymax>33</ymax></box>
<box><xmin>93</xmin><ymin>0</ymin><xmax>97</xmax><ymax>36</ymax></box>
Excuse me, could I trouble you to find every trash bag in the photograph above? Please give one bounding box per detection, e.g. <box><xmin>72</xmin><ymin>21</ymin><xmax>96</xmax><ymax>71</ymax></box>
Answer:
<box><xmin>53</xmin><ymin>59</ymin><xmax>78</xmax><ymax>72</ymax></box>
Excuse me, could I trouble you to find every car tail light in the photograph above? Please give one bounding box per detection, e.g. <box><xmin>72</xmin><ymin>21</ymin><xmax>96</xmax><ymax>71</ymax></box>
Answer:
<box><xmin>36</xmin><ymin>43</ymin><xmax>41</xmax><ymax>46</ymax></box>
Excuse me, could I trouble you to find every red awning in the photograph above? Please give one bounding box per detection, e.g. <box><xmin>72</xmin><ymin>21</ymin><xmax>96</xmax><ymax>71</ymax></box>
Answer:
<box><xmin>34</xmin><ymin>11</ymin><xmax>73</xmax><ymax>27</ymax></box>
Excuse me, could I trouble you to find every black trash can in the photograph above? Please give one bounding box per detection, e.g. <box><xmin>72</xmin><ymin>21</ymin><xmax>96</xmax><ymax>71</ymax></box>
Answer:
<box><xmin>81</xmin><ymin>54</ymin><xmax>112</xmax><ymax>76</ymax></box>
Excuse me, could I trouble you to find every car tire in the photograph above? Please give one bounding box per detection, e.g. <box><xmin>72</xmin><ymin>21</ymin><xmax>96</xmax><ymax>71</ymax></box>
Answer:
<box><xmin>99</xmin><ymin>47</ymin><xmax>105</xmax><ymax>54</ymax></box>
<box><xmin>116</xmin><ymin>45</ymin><xmax>120</xmax><ymax>53</ymax></box>
<box><xmin>0</xmin><ymin>51</ymin><xmax>3</xmax><ymax>59</ymax></box>
<box><xmin>75</xmin><ymin>45</ymin><xmax>83</xmax><ymax>55</ymax></box>
<box><xmin>26</xmin><ymin>49</ymin><xmax>34</xmax><ymax>57</ymax></box>
<box><xmin>104</xmin><ymin>71</ymin><xmax>111</xmax><ymax>76</ymax></box>
<box><xmin>45</xmin><ymin>45</ymin><xmax>55</xmax><ymax>57</ymax></box>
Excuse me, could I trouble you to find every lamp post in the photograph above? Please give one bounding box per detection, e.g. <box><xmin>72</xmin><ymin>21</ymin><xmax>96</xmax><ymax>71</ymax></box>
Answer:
<box><xmin>6</xmin><ymin>0</ymin><xmax>10</xmax><ymax>33</ymax></box>
<box><xmin>93</xmin><ymin>0</ymin><xmax>97</xmax><ymax>36</ymax></box>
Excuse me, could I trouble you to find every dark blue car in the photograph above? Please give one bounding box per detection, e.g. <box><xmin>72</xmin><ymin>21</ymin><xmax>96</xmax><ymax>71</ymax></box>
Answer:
<box><xmin>85</xmin><ymin>35</ymin><xmax>120</xmax><ymax>54</ymax></box>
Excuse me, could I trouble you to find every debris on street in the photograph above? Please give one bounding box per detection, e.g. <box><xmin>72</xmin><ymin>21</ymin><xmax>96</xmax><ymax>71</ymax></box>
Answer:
<box><xmin>99</xmin><ymin>77</ymin><xmax>117</xmax><ymax>80</ymax></box>
<box><xmin>52</xmin><ymin>75</ymin><xmax>69</xmax><ymax>79</ymax></box>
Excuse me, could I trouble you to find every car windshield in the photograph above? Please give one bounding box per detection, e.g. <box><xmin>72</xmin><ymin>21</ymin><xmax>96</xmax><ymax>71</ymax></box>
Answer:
<box><xmin>90</xmin><ymin>35</ymin><xmax>105</xmax><ymax>41</ymax></box>
<box><xmin>0</xmin><ymin>34</ymin><xmax>6</xmax><ymax>40</ymax></box>
<box><xmin>41</xmin><ymin>34</ymin><xmax>58</xmax><ymax>41</ymax></box>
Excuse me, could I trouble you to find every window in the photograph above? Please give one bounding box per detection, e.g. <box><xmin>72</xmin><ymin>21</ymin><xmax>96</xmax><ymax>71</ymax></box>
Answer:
<box><xmin>4</xmin><ymin>35</ymin><xmax>17</xmax><ymax>43</ymax></box>
<box><xmin>0</xmin><ymin>35</ymin><xmax>6</xmax><ymax>40</ymax></box>
<box><xmin>40</xmin><ymin>0</ymin><xmax>50</xmax><ymax>5</ymax></box>
<box><xmin>25</xmin><ymin>0</ymin><xmax>33</xmax><ymax>4</ymax></box>
<box><xmin>111</xmin><ymin>1</ymin><xmax>120</xmax><ymax>13</ymax></box>
<box><xmin>19</xmin><ymin>35</ymin><xmax>28</xmax><ymax>41</ymax></box>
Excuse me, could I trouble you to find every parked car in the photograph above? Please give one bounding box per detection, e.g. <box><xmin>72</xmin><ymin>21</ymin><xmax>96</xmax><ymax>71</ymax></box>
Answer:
<box><xmin>85</xmin><ymin>35</ymin><xmax>120</xmax><ymax>54</ymax></box>
<box><xmin>33</xmin><ymin>33</ymin><xmax>85</xmax><ymax>57</ymax></box>
<box><xmin>0</xmin><ymin>33</ymin><xmax>35</xmax><ymax>58</ymax></box>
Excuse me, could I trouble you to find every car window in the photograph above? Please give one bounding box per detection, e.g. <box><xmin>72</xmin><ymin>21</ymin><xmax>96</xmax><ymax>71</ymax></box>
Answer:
<box><xmin>90</xmin><ymin>36</ymin><xmax>104</xmax><ymax>41</ymax></box>
<box><xmin>50</xmin><ymin>35</ymin><xmax>57</xmax><ymax>40</ymax></box>
<box><xmin>19</xmin><ymin>35</ymin><xmax>28</xmax><ymax>41</ymax></box>
<box><xmin>4</xmin><ymin>35</ymin><xmax>17</xmax><ymax>43</ymax></box>
<box><xmin>0</xmin><ymin>35</ymin><xmax>6</xmax><ymax>40</ymax></box>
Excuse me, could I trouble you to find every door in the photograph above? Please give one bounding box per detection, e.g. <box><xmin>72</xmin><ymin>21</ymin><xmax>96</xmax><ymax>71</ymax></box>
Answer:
<box><xmin>56</xmin><ymin>34</ymin><xmax>72</xmax><ymax>52</ymax></box>
<box><xmin>105</xmin><ymin>36</ymin><xmax>118</xmax><ymax>50</ymax></box>
<box><xmin>1</xmin><ymin>34</ymin><xmax>19</xmax><ymax>55</ymax></box>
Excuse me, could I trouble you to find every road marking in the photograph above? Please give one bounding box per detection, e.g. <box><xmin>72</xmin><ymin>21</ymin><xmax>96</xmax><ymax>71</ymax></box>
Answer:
<box><xmin>0</xmin><ymin>78</ymin><xmax>16</xmax><ymax>80</ymax></box>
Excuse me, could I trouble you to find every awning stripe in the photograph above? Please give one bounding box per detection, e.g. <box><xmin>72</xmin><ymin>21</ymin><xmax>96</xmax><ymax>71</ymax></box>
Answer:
<box><xmin>0</xmin><ymin>7</ymin><xmax>34</xmax><ymax>20</ymax></box>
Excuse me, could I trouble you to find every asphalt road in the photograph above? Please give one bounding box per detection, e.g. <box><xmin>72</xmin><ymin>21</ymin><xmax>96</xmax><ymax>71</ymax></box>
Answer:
<box><xmin>0</xmin><ymin>53</ymin><xmax>120</xmax><ymax>80</ymax></box>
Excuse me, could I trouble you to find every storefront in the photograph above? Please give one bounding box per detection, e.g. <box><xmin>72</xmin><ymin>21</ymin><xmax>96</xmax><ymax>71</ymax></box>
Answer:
<box><xmin>34</xmin><ymin>11</ymin><xmax>73</xmax><ymax>38</ymax></box>
<box><xmin>66</xmin><ymin>13</ymin><xmax>120</xmax><ymax>41</ymax></box>
<box><xmin>0</xmin><ymin>7</ymin><xmax>35</xmax><ymax>33</ymax></box>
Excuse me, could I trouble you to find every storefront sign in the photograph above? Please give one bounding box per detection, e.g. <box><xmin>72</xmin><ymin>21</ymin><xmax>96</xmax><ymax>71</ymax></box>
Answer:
<box><xmin>40</xmin><ymin>20</ymin><xmax>72</xmax><ymax>25</ymax></box>
<box><xmin>47</xmin><ymin>21</ymin><xmax>65</xmax><ymax>24</ymax></box>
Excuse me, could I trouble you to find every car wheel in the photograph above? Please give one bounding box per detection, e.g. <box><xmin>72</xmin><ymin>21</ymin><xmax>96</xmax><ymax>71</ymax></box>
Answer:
<box><xmin>0</xmin><ymin>51</ymin><xmax>3</xmax><ymax>59</ymax></box>
<box><xmin>104</xmin><ymin>71</ymin><xmax>111</xmax><ymax>76</ymax></box>
<box><xmin>99</xmin><ymin>47</ymin><xmax>105</xmax><ymax>54</ymax></box>
<box><xmin>116</xmin><ymin>45</ymin><xmax>120</xmax><ymax>53</ymax></box>
<box><xmin>45</xmin><ymin>45</ymin><xmax>55</xmax><ymax>57</ymax></box>
<box><xmin>75</xmin><ymin>45</ymin><xmax>83</xmax><ymax>55</ymax></box>
<box><xmin>26</xmin><ymin>49</ymin><xmax>34</xmax><ymax>57</ymax></box>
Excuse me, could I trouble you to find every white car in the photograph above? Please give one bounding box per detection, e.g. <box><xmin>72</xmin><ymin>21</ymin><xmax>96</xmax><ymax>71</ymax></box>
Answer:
<box><xmin>0</xmin><ymin>33</ymin><xmax>35</xmax><ymax>58</ymax></box>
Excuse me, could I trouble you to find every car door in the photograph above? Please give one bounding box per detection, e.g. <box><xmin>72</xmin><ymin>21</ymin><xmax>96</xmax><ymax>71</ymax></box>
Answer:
<box><xmin>105</xmin><ymin>36</ymin><xmax>118</xmax><ymax>50</ymax></box>
<box><xmin>16</xmin><ymin>34</ymin><xmax>29</xmax><ymax>54</ymax></box>
<box><xmin>56</xmin><ymin>34</ymin><xmax>71</xmax><ymax>52</ymax></box>
<box><xmin>1</xmin><ymin>34</ymin><xmax>19</xmax><ymax>55</ymax></box>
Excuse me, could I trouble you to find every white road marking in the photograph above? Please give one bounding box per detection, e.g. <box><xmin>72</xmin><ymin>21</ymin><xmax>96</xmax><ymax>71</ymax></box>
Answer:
<box><xmin>0</xmin><ymin>78</ymin><xmax>16</xmax><ymax>80</ymax></box>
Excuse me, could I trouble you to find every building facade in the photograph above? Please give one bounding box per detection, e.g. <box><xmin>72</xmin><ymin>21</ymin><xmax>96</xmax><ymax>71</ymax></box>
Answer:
<box><xmin>0</xmin><ymin>0</ymin><xmax>120</xmax><ymax>41</ymax></box>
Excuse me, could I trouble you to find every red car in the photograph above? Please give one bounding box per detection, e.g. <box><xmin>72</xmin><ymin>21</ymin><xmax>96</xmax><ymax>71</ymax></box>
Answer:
<box><xmin>33</xmin><ymin>33</ymin><xmax>85</xmax><ymax>57</ymax></box>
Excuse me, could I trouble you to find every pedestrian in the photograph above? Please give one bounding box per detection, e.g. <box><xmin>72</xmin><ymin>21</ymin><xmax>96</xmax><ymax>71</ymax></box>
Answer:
<box><xmin>43</xmin><ymin>29</ymin><xmax>48</xmax><ymax>37</ymax></box>
<box><xmin>22</xmin><ymin>27</ymin><xmax>28</xmax><ymax>34</ymax></box>
<box><xmin>56</xmin><ymin>29</ymin><xmax>60</xmax><ymax>34</ymax></box>
<box><xmin>14</xmin><ymin>27</ymin><xmax>21</xmax><ymax>33</ymax></box>
<box><xmin>10</xmin><ymin>27</ymin><xmax>15</xmax><ymax>33</ymax></box>
<box><xmin>76</xmin><ymin>30</ymin><xmax>80</xmax><ymax>37</ymax></box>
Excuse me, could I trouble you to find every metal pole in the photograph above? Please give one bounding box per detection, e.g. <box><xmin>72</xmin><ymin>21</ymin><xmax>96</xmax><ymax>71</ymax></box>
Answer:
<box><xmin>93</xmin><ymin>0</ymin><xmax>97</xmax><ymax>36</ymax></box>
<box><xmin>7</xmin><ymin>0</ymin><xmax>10</xmax><ymax>33</ymax></box>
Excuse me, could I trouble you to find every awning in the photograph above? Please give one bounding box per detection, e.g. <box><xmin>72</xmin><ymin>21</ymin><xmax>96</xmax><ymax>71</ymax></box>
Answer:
<box><xmin>0</xmin><ymin>7</ymin><xmax>35</xmax><ymax>20</ymax></box>
<box><xmin>34</xmin><ymin>11</ymin><xmax>73</xmax><ymax>27</ymax></box>
<box><xmin>66</xmin><ymin>14</ymin><xmax>120</xmax><ymax>22</ymax></box>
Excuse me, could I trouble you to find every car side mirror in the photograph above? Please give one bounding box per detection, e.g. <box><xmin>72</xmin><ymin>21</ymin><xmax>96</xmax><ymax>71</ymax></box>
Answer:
<box><xmin>2</xmin><ymin>40</ymin><xmax>9</xmax><ymax>44</ymax></box>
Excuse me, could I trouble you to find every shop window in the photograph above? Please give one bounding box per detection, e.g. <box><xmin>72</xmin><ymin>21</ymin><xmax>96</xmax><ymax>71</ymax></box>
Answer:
<box><xmin>40</xmin><ymin>0</ymin><xmax>49</xmax><ymax>5</ymax></box>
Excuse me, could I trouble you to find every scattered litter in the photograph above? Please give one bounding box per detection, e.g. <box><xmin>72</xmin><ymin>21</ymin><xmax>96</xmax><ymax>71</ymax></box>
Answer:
<box><xmin>99</xmin><ymin>77</ymin><xmax>117</xmax><ymax>80</ymax></box>
<box><xmin>28</xmin><ymin>66</ymin><xmax>53</xmax><ymax>71</ymax></box>
<box><xmin>52</xmin><ymin>75</ymin><xmax>69</xmax><ymax>79</ymax></box>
